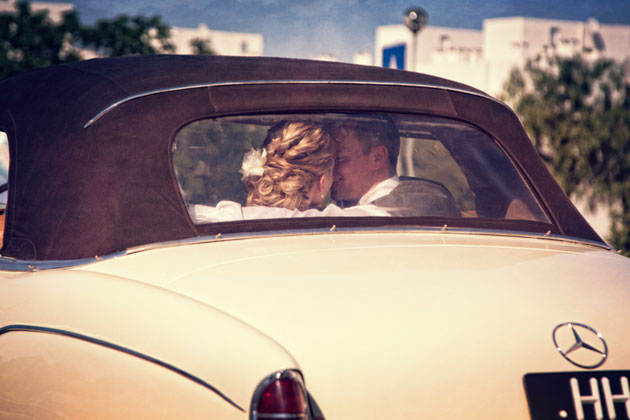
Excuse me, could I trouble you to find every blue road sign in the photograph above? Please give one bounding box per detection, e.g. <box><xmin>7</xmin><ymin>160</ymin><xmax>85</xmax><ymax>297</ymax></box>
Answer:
<box><xmin>382</xmin><ymin>44</ymin><xmax>405</xmax><ymax>69</ymax></box>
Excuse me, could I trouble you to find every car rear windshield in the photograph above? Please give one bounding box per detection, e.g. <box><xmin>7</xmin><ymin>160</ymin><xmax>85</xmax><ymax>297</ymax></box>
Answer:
<box><xmin>172</xmin><ymin>113</ymin><xmax>550</xmax><ymax>225</ymax></box>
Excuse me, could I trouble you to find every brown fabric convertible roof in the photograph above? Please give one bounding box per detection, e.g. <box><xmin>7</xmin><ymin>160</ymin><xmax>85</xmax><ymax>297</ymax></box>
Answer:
<box><xmin>0</xmin><ymin>55</ymin><xmax>602</xmax><ymax>261</ymax></box>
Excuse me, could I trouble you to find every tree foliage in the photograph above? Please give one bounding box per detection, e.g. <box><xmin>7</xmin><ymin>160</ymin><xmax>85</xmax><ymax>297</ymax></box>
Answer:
<box><xmin>80</xmin><ymin>14</ymin><xmax>174</xmax><ymax>57</ymax></box>
<box><xmin>173</xmin><ymin>119</ymin><xmax>265</xmax><ymax>205</ymax></box>
<box><xmin>502</xmin><ymin>55</ymin><xmax>630</xmax><ymax>254</ymax></box>
<box><xmin>0</xmin><ymin>2</ymin><xmax>82</xmax><ymax>79</ymax></box>
<box><xmin>190</xmin><ymin>38</ymin><xmax>215</xmax><ymax>55</ymax></box>
<box><xmin>0</xmin><ymin>1</ymin><xmax>176</xmax><ymax>79</ymax></box>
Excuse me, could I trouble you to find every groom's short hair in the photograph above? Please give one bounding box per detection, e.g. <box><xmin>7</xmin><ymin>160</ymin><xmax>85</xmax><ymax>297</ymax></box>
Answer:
<box><xmin>339</xmin><ymin>119</ymin><xmax>400</xmax><ymax>169</ymax></box>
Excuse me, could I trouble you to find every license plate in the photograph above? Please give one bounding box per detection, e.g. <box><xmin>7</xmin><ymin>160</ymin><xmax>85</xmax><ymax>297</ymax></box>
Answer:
<box><xmin>524</xmin><ymin>371</ymin><xmax>630</xmax><ymax>420</ymax></box>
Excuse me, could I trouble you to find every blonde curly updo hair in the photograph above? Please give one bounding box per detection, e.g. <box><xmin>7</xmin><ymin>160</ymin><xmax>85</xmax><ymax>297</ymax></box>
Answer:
<box><xmin>244</xmin><ymin>121</ymin><xmax>335</xmax><ymax>211</ymax></box>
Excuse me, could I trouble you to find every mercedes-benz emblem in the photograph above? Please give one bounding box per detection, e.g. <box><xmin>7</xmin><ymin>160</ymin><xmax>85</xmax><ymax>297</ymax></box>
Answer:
<box><xmin>552</xmin><ymin>322</ymin><xmax>608</xmax><ymax>369</ymax></box>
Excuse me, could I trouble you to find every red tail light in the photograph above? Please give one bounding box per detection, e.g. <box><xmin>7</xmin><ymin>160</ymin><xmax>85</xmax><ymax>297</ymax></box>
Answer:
<box><xmin>251</xmin><ymin>370</ymin><xmax>308</xmax><ymax>419</ymax></box>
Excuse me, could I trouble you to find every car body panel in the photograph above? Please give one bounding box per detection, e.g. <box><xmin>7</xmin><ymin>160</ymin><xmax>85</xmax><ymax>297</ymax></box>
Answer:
<box><xmin>76</xmin><ymin>232</ymin><xmax>629</xmax><ymax>419</ymax></box>
<box><xmin>0</xmin><ymin>270</ymin><xmax>299</xmax><ymax>412</ymax></box>
<box><xmin>0</xmin><ymin>331</ymin><xmax>244</xmax><ymax>420</ymax></box>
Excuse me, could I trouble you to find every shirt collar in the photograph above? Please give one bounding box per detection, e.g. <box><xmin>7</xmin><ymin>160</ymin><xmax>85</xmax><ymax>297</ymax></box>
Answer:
<box><xmin>358</xmin><ymin>176</ymin><xmax>399</xmax><ymax>205</ymax></box>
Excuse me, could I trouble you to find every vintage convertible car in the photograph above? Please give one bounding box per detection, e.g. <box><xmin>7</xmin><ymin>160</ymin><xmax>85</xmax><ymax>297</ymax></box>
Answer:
<box><xmin>0</xmin><ymin>55</ymin><xmax>628</xmax><ymax>420</ymax></box>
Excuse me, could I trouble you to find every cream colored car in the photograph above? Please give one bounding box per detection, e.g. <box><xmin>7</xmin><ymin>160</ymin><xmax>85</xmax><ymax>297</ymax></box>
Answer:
<box><xmin>1</xmin><ymin>270</ymin><xmax>311</xmax><ymax>419</ymax></box>
<box><xmin>0</xmin><ymin>55</ymin><xmax>628</xmax><ymax>420</ymax></box>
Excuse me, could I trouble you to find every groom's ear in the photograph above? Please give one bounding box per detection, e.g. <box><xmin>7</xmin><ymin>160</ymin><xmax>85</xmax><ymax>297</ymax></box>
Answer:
<box><xmin>370</xmin><ymin>145</ymin><xmax>388</xmax><ymax>170</ymax></box>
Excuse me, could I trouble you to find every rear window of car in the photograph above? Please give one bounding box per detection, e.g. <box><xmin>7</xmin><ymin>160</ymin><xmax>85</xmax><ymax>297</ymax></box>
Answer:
<box><xmin>172</xmin><ymin>113</ymin><xmax>549</xmax><ymax>224</ymax></box>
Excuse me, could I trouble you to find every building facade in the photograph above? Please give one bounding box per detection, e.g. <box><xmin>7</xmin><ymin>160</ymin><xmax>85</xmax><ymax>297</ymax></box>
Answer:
<box><xmin>0</xmin><ymin>0</ymin><xmax>263</xmax><ymax>57</ymax></box>
<box><xmin>0</xmin><ymin>0</ymin><xmax>74</xmax><ymax>22</ymax></box>
<box><xmin>375</xmin><ymin>16</ymin><xmax>630</xmax><ymax>95</ymax></box>
<box><xmin>170</xmin><ymin>23</ymin><xmax>263</xmax><ymax>56</ymax></box>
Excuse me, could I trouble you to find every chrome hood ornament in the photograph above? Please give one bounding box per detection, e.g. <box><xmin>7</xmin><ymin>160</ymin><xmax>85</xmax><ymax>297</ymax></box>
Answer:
<box><xmin>553</xmin><ymin>322</ymin><xmax>608</xmax><ymax>369</ymax></box>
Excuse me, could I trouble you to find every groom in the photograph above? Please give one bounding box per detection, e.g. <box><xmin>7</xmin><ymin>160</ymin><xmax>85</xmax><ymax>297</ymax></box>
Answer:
<box><xmin>331</xmin><ymin>120</ymin><xmax>458</xmax><ymax>217</ymax></box>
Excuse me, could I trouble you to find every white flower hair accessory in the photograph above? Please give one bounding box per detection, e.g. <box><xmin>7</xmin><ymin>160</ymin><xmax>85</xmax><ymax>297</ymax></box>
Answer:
<box><xmin>240</xmin><ymin>148</ymin><xmax>267</xmax><ymax>179</ymax></box>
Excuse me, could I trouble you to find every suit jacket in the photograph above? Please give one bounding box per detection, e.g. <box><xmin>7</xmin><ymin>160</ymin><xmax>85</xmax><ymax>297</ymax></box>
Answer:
<box><xmin>370</xmin><ymin>176</ymin><xmax>459</xmax><ymax>217</ymax></box>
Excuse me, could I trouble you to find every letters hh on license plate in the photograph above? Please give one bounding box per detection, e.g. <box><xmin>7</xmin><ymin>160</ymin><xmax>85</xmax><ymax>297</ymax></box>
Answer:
<box><xmin>524</xmin><ymin>371</ymin><xmax>630</xmax><ymax>420</ymax></box>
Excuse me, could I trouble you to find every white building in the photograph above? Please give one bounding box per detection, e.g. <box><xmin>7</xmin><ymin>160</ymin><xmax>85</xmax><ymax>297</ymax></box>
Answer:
<box><xmin>352</xmin><ymin>51</ymin><xmax>374</xmax><ymax>66</ymax></box>
<box><xmin>375</xmin><ymin>16</ymin><xmax>630</xmax><ymax>96</ymax></box>
<box><xmin>483</xmin><ymin>17</ymin><xmax>630</xmax><ymax>94</ymax></box>
<box><xmin>1</xmin><ymin>0</ymin><xmax>263</xmax><ymax>57</ymax></box>
<box><xmin>0</xmin><ymin>0</ymin><xmax>74</xmax><ymax>22</ymax></box>
<box><xmin>170</xmin><ymin>24</ymin><xmax>263</xmax><ymax>56</ymax></box>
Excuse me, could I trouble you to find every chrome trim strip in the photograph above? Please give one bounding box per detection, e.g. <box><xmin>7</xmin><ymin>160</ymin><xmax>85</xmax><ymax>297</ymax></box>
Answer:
<box><xmin>0</xmin><ymin>251</ymin><xmax>127</xmax><ymax>271</ymax></box>
<box><xmin>125</xmin><ymin>226</ymin><xmax>612</xmax><ymax>254</ymax></box>
<box><xmin>83</xmin><ymin>79</ymin><xmax>500</xmax><ymax>128</ymax></box>
<box><xmin>0</xmin><ymin>226</ymin><xmax>611</xmax><ymax>271</ymax></box>
<box><xmin>0</xmin><ymin>324</ymin><xmax>245</xmax><ymax>412</ymax></box>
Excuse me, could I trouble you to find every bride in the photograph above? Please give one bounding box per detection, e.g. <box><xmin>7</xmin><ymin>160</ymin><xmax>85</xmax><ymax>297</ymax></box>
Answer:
<box><xmin>189</xmin><ymin>121</ymin><xmax>389</xmax><ymax>222</ymax></box>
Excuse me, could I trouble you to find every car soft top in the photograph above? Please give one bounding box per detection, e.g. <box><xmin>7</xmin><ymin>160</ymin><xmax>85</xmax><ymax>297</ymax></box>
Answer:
<box><xmin>0</xmin><ymin>55</ymin><xmax>602</xmax><ymax>261</ymax></box>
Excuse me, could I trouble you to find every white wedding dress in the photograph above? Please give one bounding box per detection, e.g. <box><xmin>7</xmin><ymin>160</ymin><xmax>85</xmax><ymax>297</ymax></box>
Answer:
<box><xmin>189</xmin><ymin>200</ymin><xmax>390</xmax><ymax>223</ymax></box>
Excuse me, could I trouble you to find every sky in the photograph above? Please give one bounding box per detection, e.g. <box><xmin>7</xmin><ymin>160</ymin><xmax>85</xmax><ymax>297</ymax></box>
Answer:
<box><xmin>40</xmin><ymin>0</ymin><xmax>630</xmax><ymax>62</ymax></box>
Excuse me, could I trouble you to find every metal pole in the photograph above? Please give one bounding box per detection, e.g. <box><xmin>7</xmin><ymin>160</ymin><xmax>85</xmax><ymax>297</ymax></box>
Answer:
<box><xmin>403</xmin><ymin>7</ymin><xmax>428</xmax><ymax>176</ymax></box>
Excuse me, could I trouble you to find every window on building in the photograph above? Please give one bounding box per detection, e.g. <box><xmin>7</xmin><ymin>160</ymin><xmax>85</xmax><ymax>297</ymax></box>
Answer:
<box><xmin>550</xmin><ymin>27</ymin><xmax>559</xmax><ymax>47</ymax></box>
